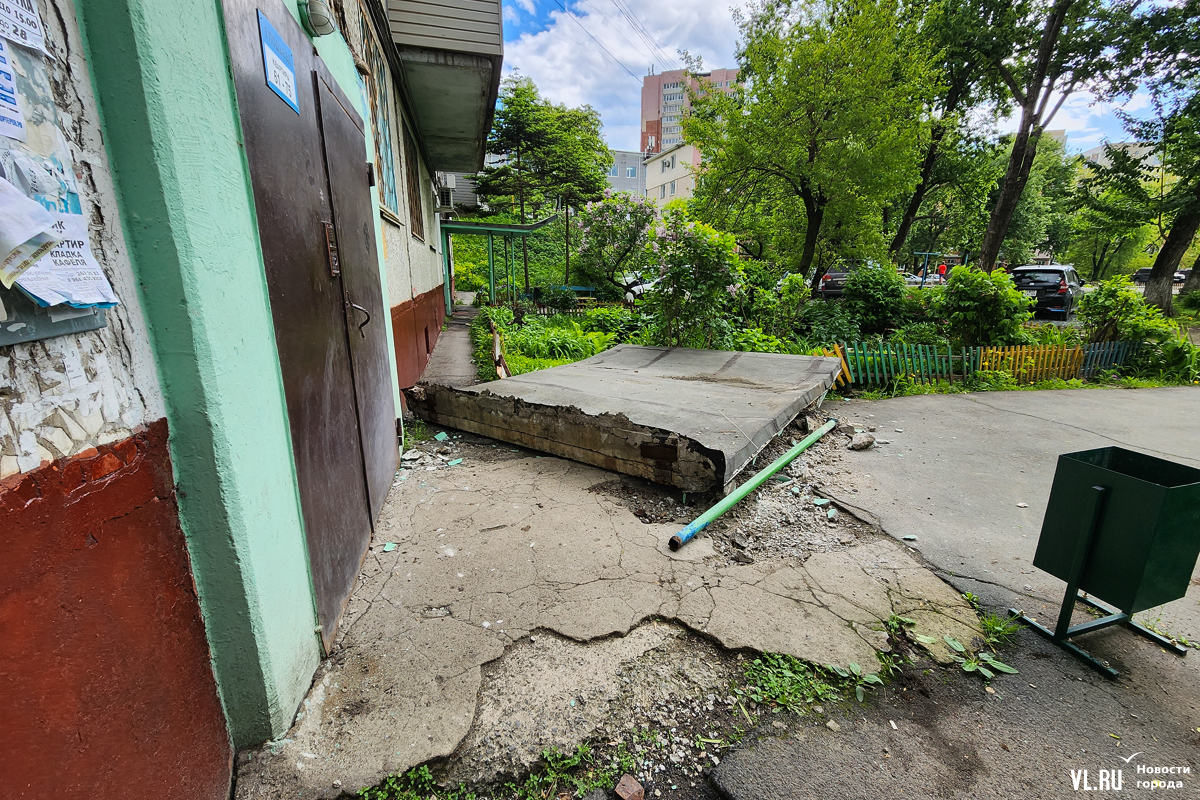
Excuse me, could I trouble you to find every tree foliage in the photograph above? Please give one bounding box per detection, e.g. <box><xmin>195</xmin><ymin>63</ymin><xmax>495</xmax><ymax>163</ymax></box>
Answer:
<box><xmin>685</xmin><ymin>0</ymin><xmax>940</xmax><ymax>285</ymax></box>
<box><xmin>572</xmin><ymin>191</ymin><xmax>658</xmax><ymax>298</ymax></box>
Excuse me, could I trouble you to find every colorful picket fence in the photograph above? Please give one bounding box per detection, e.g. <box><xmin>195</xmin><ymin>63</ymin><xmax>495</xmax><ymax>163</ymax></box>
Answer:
<box><xmin>831</xmin><ymin>340</ymin><xmax>1141</xmax><ymax>387</ymax></box>
<box><xmin>980</xmin><ymin>345</ymin><xmax>1085</xmax><ymax>384</ymax></box>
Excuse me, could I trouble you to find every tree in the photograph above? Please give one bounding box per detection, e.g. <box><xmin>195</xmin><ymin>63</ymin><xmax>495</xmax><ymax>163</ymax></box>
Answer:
<box><xmin>476</xmin><ymin>77</ymin><xmax>610</xmax><ymax>290</ymax></box>
<box><xmin>1066</xmin><ymin>149</ymin><xmax>1155</xmax><ymax>280</ymax></box>
<box><xmin>1102</xmin><ymin>0</ymin><xmax>1200</xmax><ymax>312</ymax></box>
<box><xmin>684</xmin><ymin>0</ymin><xmax>939</xmax><ymax>287</ymax></box>
<box><xmin>972</xmin><ymin>0</ymin><xmax>1109</xmax><ymax>271</ymax></box>
<box><xmin>572</xmin><ymin>192</ymin><xmax>658</xmax><ymax>298</ymax></box>
<box><xmin>995</xmin><ymin>136</ymin><xmax>1078</xmax><ymax>265</ymax></box>
<box><xmin>642</xmin><ymin>207</ymin><xmax>743</xmax><ymax>348</ymax></box>
<box><xmin>887</xmin><ymin>0</ymin><xmax>1004</xmax><ymax>256</ymax></box>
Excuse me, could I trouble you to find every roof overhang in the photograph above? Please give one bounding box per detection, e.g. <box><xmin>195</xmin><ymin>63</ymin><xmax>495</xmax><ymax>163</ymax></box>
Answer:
<box><xmin>386</xmin><ymin>0</ymin><xmax>502</xmax><ymax>172</ymax></box>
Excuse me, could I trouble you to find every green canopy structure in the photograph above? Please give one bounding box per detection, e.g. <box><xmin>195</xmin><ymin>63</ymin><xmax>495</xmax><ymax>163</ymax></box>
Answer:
<box><xmin>439</xmin><ymin>216</ymin><xmax>558</xmax><ymax>313</ymax></box>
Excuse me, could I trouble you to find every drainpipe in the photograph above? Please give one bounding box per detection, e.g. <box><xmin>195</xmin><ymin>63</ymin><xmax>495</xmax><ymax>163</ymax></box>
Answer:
<box><xmin>669</xmin><ymin>418</ymin><xmax>838</xmax><ymax>551</ymax></box>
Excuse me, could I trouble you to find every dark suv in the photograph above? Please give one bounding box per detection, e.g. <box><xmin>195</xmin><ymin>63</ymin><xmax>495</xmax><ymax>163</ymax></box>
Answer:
<box><xmin>1011</xmin><ymin>265</ymin><xmax>1084</xmax><ymax>317</ymax></box>
<box><xmin>819</xmin><ymin>260</ymin><xmax>867</xmax><ymax>299</ymax></box>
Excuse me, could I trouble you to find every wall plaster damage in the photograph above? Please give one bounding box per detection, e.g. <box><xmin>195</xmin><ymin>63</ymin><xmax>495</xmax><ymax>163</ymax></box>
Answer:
<box><xmin>0</xmin><ymin>0</ymin><xmax>163</xmax><ymax>480</ymax></box>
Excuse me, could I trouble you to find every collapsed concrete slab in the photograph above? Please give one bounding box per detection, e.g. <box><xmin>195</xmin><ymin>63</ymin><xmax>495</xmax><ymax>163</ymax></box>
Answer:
<box><xmin>408</xmin><ymin>345</ymin><xmax>841</xmax><ymax>491</ymax></box>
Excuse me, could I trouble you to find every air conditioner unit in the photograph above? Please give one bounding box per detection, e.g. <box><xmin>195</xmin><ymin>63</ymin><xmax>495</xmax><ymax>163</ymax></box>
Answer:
<box><xmin>435</xmin><ymin>186</ymin><xmax>454</xmax><ymax>212</ymax></box>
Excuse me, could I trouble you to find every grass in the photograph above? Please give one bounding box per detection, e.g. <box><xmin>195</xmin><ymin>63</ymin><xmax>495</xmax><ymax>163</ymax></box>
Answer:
<box><xmin>980</xmin><ymin>612</ymin><xmax>1021</xmax><ymax>650</ymax></box>
<box><xmin>402</xmin><ymin>418</ymin><xmax>429</xmax><ymax>450</ymax></box>
<box><xmin>359</xmin><ymin>743</ymin><xmax>638</xmax><ymax>800</ymax></box>
<box><xmin>739</xmin><ymin>652</ymin><xmax>861</xmax><ymax>711</ymax></box>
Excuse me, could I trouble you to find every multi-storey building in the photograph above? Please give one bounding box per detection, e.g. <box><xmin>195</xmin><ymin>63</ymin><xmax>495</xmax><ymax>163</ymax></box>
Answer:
<box><xmin>644</xmin><ymin>142</ymin><xmax>701</xmax><ymax>208</ymax></box>
<box><xmin>640</xmin><ymin>67</ymin><xmax>738</xmax><ymax>154</ymax></box>
<box><xmin>606</xmin><ymin>149</ymin><xmax>647</xmax><ymax>195</ymax></box>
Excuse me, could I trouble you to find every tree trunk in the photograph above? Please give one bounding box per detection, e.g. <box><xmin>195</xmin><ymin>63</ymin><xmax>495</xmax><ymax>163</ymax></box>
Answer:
<box><xmin>798</xmin><ymin>185</ymin><xmax>826</xmax><ymax>290</ymax></box>
<box><xmin>1144</xmin><ymin>204</ymin><xmax>1200</xmax><ymax>314</ymax></box>
<box><xmin>979</xmin><ymin>119</ymin><xmax>1041</xmax><ymax>271</ymax></box>
<box><xmin>889</xmin><ymin>83</ymin><xmax>962</xmax><ymax>256</ymax></box>
<box><xmin>1181</xmin><ymin>248</ymin><xmax>1200</xmax><ymax>297</ymax></box>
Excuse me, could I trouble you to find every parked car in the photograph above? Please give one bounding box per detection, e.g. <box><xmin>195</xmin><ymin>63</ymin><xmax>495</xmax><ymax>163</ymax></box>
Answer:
<box><xmin>819</xmin><ymin>261</ymin><xmax>863</xmax><ymax>298</ymax></box>
<box><xmin>900</xmin><ymin>272</ymin><xmax>925</xmax><ymax>286</ymax></box>
<box><xmin>1133</xmin><ymin>268</ymin><xmax>1153</xmax><ymax>284</ymax></box>
<box><xmin>1010</xmin><ymin>264</ymin><xmax>1084</xmax><ymax>316</ymax></box>
<box><xmin>624</xmin><ymin>277</ymin><xmax>658</xmax><ymax>303</ymax></box>
<box><xmin>1174</xmin><ymin>271</ymin><xmax>1187</xmax><ymax>284</ymax></box>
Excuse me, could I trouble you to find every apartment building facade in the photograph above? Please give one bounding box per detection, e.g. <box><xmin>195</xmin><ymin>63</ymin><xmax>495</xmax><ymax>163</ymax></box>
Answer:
<box><xmin>3</xmin><ymin>1</ymin><xmax>498</xmax><ymax>798</ymax></box>
<box><xmin>607</xmin><ymin>149</ymin><xmax>647</xmax><ymax>194</ymax></box>
<box><xmin>640</xmin><ymin>67</ymin><xmax>738</xmax><ymax>154</ymax></box>
<box><xmin>644</xmin><ymin>142</ymin><xmax>701</xmax><ymax>208</ymax></box>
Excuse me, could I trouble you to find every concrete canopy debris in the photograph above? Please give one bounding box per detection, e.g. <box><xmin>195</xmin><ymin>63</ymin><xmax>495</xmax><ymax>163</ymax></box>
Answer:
<box><xmin>410</xmin><ymin>344</ymin><xmax>842</xmax><ymax>491</ymax></box>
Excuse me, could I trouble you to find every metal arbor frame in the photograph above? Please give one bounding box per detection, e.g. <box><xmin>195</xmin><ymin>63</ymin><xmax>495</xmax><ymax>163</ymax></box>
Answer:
<box><xmin>438</xmin><ymin>216</ymin><xmax>558</xmax><ymax>313</ymax></box>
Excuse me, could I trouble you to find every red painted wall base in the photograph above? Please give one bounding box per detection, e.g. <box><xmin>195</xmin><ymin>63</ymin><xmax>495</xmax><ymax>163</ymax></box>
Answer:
<box><xmin>391</xmin><ymin>284</ymin><xmax>447</xmax><ymax>388</ymax></box>
<box><xmin>0</xmin><ymin>419</ymin><xmax>232</xmax><ymax>800</ymax></box>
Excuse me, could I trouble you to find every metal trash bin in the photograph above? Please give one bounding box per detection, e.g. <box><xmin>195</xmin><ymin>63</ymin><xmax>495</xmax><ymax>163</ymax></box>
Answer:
<box><xmin>1012</xmin><ymin>446</ymin><xmax>1200</xmax><ymax>677</ymax></box>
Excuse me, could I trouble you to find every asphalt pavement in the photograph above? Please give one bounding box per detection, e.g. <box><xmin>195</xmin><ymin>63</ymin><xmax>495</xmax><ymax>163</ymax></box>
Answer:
<box><xmin>710</xmin><ymin>387</ymin><xmax>1200</xmax><ymax>799</ymax></box>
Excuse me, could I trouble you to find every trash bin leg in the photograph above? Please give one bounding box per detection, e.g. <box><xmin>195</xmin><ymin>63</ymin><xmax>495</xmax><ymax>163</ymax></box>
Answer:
<box><xmin>1076</xmin><ymin>595</ymin><xmax>1190</xmax><ymax>657</ymax></box>
<box><xmin>1010</xmin><ymin>486</ymin><xmax>1124</xmax><ymax>678</ymax></box>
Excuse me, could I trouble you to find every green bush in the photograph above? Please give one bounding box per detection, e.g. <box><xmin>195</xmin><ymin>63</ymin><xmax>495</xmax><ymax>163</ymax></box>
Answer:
<box><xmin>454</xmin><ymin>261</ymin><xmax>488</xmax><ymax>292</ymax></box>
<box><xmin>1076</xmin><ymin>276</ymin><xmax>1176</xmax><ymax>344</ymax></box>
<box><xmin>842</xmin><ymin>263</ymin><xmax>907</xmax><ymax>335</ymax></box>
<box><xmin>539</xmin><ymin>285</ymin><xmax>578</xmax><ymax>311</ymax></box>
<box><xmin>1133</xmin><ymin>326</ymin><xmax>1200</xmax><ymax>384</ymax></box>
<box><xmin>1179</xmin><ymin>291</ymin><xmax>1200</xmax><ymax>312</ymax></box>
<box><xmin>941</xmin><ymin>267</ymin><xmax>1032</xmax><ymax>348</ymax></box>
<box><xmin>1024</xmin><ymin>322</ymin><xmax>1084</xmax><ymax>347</ymax></box>
<box><xmin>889</xmin><ymin>321</ymin><xmax>944</xmax><ymax>345</ymax></box>
<box><xmin>797</xmin><ymin>301</ymin><xmax>861</xmax><ymax>346</ymax></box>
<box><xmin>730</xmin><ymin>327</ymin><xmax>794</xmax><ymax>353</ymax></box>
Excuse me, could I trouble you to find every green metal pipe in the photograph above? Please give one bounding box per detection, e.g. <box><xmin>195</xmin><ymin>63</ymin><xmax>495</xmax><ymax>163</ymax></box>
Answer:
<box><xmin>669</xmin><ymin>417</ymin><xmax>839</xmax><ymax>551</ymax></box>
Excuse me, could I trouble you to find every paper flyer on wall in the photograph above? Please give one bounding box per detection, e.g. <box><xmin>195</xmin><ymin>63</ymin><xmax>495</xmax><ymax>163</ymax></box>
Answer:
<box><xmin>0</xmin><ymin>38</ymin><xmax>26</xmax><ymax>141</ymax></box>
<box><xmin>0</xmin><ymin>0</ymin><xmax>46</xmax><ymax>56</ymax></box>
<box><xmin>15</xmin><ymin>212</ymin><xmax>118</xmax><ymax>308</ymax></box>
<box><xmin>0</xmin><ymin>172</ymin><xmax>59</xmax><ymax>287</ymax></box>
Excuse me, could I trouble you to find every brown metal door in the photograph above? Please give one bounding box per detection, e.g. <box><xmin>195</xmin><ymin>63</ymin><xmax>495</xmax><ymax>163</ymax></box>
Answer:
<box><xmin>221</xmin><ymin>0</ymin><xmax>373</xmax><ymax>649</ymax></box>
<box><xmin>315</xmin><ymin>72</ymin><xmax>398</xmax><ymax>522</ymax></box>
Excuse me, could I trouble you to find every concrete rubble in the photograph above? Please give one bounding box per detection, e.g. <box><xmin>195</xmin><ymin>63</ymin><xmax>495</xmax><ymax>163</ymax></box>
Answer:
<box><xmin>235</xmin><ymin>426</ymin><xmax>981</xmax><ymax>799</ymax></box>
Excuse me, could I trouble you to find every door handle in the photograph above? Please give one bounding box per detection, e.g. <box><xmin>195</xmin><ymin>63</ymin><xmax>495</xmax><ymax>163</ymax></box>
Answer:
<box><xmin>348</xmin><ymin>301</ymin><xmax>371</xmax><ymax>337</ymax></box>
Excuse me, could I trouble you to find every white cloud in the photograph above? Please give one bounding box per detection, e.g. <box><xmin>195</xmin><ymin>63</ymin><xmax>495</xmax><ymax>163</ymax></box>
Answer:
<box><xmin>503</xmin><ymin>4</ymin><xmax>520</xmax><ymax>24</ymax></box>
<box><xmin>515</xmin><ymin>0</ymin><xmax>537</xmax><ymax>13</ymax></box>
<box><xmin>503</xmin><ymin>0</ymin><xmax>746</xmax><ymax>150</ymax></box>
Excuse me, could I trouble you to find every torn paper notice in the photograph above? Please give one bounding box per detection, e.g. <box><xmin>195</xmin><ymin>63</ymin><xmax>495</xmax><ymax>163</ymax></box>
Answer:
<box><xmin>0</xmin><ymin>1</ymin><xmax>46</xmax><ymax>56</ymax></box>
<box><xmin>0</xmin><ymin>38</ymin><xmax>26</xmax><ymax>141</ymax></box>
<box><xmin>16</xmin><ymin>212</ymin><xmax>117</xmax><ymax>307</ymax></box>
<box><xmin>0</xmin><ymin>173</ymin><xmax>58</xmax><ymax>287</ymax></box>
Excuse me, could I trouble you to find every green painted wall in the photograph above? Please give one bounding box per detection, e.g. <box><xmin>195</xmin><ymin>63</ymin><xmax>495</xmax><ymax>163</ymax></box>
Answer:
<box><xmin>77</xmin><ymin>0</ymin><xmax>322</xmax><ymax>746</ymax></box>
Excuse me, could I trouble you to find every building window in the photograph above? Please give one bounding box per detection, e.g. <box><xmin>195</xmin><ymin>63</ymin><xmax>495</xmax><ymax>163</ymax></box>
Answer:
<box><xmin>659</xmin><ymin>185</ymin><xmax>666</xmax><ymax>199</ymax></box>
<box><xmin>360</xmin><ymin>11</ymin><xmax>398</xmax><ymax>215</ymax></box>
<box><xmin>627</xmin><ymin>166</ymin><xmax>637</xmax><ymax>178</ymax></box>
<box><xmin>661</xmin><ymin>159</ymin><xmax>668</xmax><ymax>173</ymax></box>
<box><xmin>403</xmin><ymin>125</ymin><xmax>425</xmax><ymax>240</ymax></box>
<box><xmin>670</xmin><ymin>180</ymin><xmax>676</xmax><ymax>195</ymax></box>
<box><xmin>609</xmin><ymin>164</ymin><xmax>619</xmax><ymax>177</ymax></box>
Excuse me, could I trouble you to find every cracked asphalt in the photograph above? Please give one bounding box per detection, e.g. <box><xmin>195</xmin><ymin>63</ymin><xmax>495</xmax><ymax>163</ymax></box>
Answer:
<box><xmin>233</xmin><ymin>436</ymin><xmax>979</xmax><ymax>799</ymax></box>
<box><xmin>710</xmin><ymin>387</ymin><xmax>1200</xmax><ymax>799</ymax></box>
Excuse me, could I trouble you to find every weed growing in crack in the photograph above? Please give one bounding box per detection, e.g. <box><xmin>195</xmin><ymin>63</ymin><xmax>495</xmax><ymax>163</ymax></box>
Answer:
<box><xmin>502</xmin><ymin>743</ymin><xmax>636</xmax><ymax>799</ymax></box>
<box><xmin>979</xmin><ymin>612</ymin><xmax>1020</xmax><ymax>650</ymax></box>
<box><xmin>358</xmin><ymin>765</ymin><xmax>476</xmax><ymax>800</ymax></box>
<box><xmin>738</xmin><ymin>653</ymin><xmax>847</xmax><ymax>711</ymax></box>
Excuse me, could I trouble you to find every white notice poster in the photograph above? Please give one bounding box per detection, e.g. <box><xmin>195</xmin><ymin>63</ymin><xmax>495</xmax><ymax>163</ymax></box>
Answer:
<box><xmin>0</xmin><ymin>0</ymin><xmax>46</xmax><ymax>55</ymax></box>
<box><xmin>16</xmin><ymin>213</ymin><xmax>118</xmax><ymax>307</ymax></box>
<box><xmin>0</xmin><ymin>38</ymin><xmax>27</xmax><ymax>141</ymax></box>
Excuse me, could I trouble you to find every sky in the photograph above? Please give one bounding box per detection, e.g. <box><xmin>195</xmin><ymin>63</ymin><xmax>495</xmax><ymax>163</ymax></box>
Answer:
<box><xmin>500</xmin><ymin>0</ymin><xmax>1143</xmax><ymax>154</ymax></box>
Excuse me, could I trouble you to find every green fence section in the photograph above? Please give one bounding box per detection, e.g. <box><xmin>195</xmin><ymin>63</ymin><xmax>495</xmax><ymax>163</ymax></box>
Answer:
<box><xmin>834</xmin><ymin>341</ymin><xmax>1141</xmax><ymax>387</ymax></box>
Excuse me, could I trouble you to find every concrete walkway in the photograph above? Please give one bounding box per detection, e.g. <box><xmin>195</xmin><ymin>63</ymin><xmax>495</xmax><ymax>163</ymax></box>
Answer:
<box><xmin>710</xmin><ymin>387</ymin><xmax>1200</xmax><ymax>799</ymax></box>
<box><xmin>418</xmin><ymin>299</ymin><xmax>479</xmax><ymax>390</ymax></box>
<box><xmin>235</xmin><ymin>444</ymin><xmax>978</xmax><ymax>799</ymax></box>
